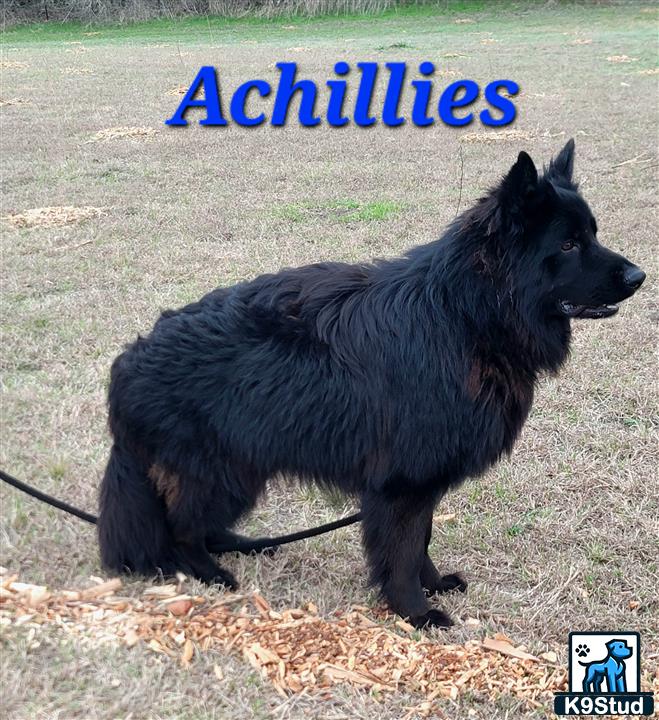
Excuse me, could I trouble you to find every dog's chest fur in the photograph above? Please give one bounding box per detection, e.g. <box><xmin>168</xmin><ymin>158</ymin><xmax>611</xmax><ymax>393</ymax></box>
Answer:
<box><xmin>462</xmin><ymin>353</ymin><xmax>536</xmax><ymax>471</ymax></box>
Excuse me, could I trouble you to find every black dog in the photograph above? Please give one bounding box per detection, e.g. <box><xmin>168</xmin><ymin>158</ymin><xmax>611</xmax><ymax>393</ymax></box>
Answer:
<box><xmin>98</xmin><ymin>140</ymin><xmax>645</xmax><ymax>628</ymax></box>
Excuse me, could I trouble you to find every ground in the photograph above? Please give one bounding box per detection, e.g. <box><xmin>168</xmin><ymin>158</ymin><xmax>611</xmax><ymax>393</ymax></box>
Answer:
<box><xmin>1</xmin><ymin>3</ymin><xmax>658</xmax><ymax>719</ymax></box>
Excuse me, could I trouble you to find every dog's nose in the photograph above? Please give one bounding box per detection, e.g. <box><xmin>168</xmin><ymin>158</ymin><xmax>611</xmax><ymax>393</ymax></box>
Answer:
<box><xmin>623</xmin><ymin>265</ymin><xmax>646</xmax><ymax>290</ymax></box>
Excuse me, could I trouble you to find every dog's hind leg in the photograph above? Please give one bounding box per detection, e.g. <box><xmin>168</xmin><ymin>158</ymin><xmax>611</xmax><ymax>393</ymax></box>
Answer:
<box><xmin>164</xmin><ymin>472</ymin><xmax>238</xmax><ymax>589</ymax></box>
<box><xmin>361</xmin><ymin>488</ymin><xmax>453</xmax><ymax>629</ymax></box>
<box><xmin>420</xmin><ymin>516</ymin><xmax>468</xmax><ymax>595</ymax></box>
<box><xmin>203</xmin><ymin>472</ymin><xmax>275</xmax><ymax>555</ymax></box>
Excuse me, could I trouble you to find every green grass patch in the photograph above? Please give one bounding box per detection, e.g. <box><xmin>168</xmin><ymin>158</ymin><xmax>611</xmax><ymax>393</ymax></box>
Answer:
<box><xmin>341</xmin><ymin>200</ymin><xmax>401</xmax><ymax>222</ymax></box>
<box><xmin>3</xmin><ymin>2</ymin><xmax>633</xmax><ymax>46</ymax></box>
<box><xmin>275</xmin><ymin>199</ymin><xmax>401</xmax><ymax>224</ymax></box>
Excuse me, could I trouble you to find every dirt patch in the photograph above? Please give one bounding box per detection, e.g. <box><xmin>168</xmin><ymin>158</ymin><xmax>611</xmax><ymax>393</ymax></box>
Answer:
<box><xmin>638</xmin><ymin>68</ymin><xmax>659</xmax><ymax>75</ymax></box>
<box><xmin>572</xmin><ymin>38</ymin><xmax>593</xmax><ymax>45</ymax></box>
<box><xmin>1</xmin><ymin>574</ymin><xmax>574</xmax><ymax>716</ymax></box>
<box><xmin>460</xmin><ymin>129</ymin><xmax>533</xmax><ymax>145</ymax></box>
<box><xmin>3</xmin><ymin>206</ymin><xmax>105</xmax><ymax>229</ymax></box>
<box><xmin>87</xmin><ymin>126</ymin><xmax>156</xmax><ymax>142</ymax></box>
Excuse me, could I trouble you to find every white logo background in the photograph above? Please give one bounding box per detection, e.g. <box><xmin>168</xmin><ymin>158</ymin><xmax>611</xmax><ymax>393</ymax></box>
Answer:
<box><xmin>570</xmin><ymin>632</ymin><xmax>639</xmax><ymax>693</ymax></box>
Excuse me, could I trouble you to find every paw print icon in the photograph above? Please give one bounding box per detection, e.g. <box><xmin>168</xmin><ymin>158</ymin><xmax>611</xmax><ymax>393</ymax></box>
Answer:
<box><xmin>575</xmin><ymin>644</ymin><xmax>590</xmax><ymax>658</ymax></box>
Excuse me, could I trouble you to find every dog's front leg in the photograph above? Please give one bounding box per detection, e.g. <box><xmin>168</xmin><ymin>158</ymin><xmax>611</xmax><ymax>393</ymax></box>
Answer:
<box><xmin>420</xmin><ymin>515</ymin><xmax>468</xmax><ymax>595</ymax></box>
<box><xmin>361</xmin><ymin>487</ymin><xmax>453</xmax><ymax>628</ymax></box>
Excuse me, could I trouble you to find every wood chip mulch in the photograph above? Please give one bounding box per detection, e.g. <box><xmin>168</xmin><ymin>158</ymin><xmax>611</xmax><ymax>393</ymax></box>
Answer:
<box><xmin>460</xmin><ymin>129</ymin><xmax>533</xmax><ymax>145</ymax></box>
<box><xmin>2</xmin><ymin>205</ymin><xmax>105</xmax><ymax>228</ymax></box>
<box><xmin>0</xmin><ymin>61</ymin><xmax>29</xmax><ymax>69</ymax></box>
<box><xmin>0</xmin><ymin>572</ymin><xmax>577</xmax><ymax>715</ymax></box>
<box><xmin>87</xmin><ymin>126</ymin><xmax>156</xmax><ymax>143</ymax></box>
<box><xmin>607</xmin><ymin>55</ymin><xmax>638</xmax><ymax>63</ymax></box>
<box><xmin>0</xmin><ymin>97</ymin><xmax>30</xmax><ymax>107</ymax></box>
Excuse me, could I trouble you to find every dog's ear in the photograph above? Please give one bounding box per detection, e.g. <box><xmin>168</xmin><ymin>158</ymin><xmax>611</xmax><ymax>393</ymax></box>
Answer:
<box><xmin>486</xmin><ymin>151</ymin><xmax>555</xmax><ymax>239</ymax></box>
<box><xmin>494</xmin><ymin>151</ymin><xmax>539</xmax><ymax>227</ymax></box>
<box><xmin>546</xmin><ymin>138</ymin><xmax>576</xmax><ymax>186</ymax></box>
<box><xmin>503</xmin><ymin>151</ymin><xmax>538</xmax><ymax>201</ymax></box>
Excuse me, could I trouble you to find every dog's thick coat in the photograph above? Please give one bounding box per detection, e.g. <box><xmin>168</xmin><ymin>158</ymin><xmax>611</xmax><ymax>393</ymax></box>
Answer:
<box><xmin>98</xmin><ymin>141</ymin><xmax>644</xmax><ymax>627</ymax></box>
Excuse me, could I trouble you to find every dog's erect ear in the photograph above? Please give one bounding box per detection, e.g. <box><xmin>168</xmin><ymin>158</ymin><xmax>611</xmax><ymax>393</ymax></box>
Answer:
<box><xmin>498</xmin><ymin>150</ymin><xmax>538</xmax><ymax>211</ymax></box>
<box><xmin>485</xmin><ymin>151</ymin><xmax>541</xmax><ymax>238</ymax></box>
<box><xmin>546</xmin><ymin>138</ymin><xmax>575</xmax><ymax>185</ymax></box>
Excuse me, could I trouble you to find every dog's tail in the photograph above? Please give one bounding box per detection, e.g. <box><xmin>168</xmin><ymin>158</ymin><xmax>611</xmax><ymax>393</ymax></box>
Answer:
<box><xmin>98</xmin><ymin>442</ymin><xmax>178</xmax><ymax>576</ymax></box>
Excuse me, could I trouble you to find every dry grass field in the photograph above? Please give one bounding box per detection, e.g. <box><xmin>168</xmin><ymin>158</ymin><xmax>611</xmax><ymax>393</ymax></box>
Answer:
<box><xmin>1</xmin><ymin>4</ymin><xmax>658</xmax><ymax>718</ymax></box>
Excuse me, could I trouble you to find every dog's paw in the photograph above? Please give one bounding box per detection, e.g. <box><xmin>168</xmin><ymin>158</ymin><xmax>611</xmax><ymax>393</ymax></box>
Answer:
<box><xmin>408</xmin><ymin>609</ymin><xmax>454</xmax><ymax>629</ymax></box>
<box><xmin>424</xmin><ymin>572</ymin><xmax>468</xmax><ymax>596</ymax></box>
<box><xmin>207</xmin><ymin>570</ymin><xmax>239</xmax><ymax>591</ymax></box>
<box><xmin>575</xmin><ymin>643</ymin><xmax>590</xmax><ymax>658</ymax></box>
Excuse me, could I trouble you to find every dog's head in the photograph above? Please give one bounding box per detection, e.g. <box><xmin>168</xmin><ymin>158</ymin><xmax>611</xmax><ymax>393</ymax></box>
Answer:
<box><xmin>486</xmin><ymin>139</ymin><xmax>645</xmax><ymax>320</ymax></box>
<box><xmin>606</xmin><ymin>639</ymin><xmax>633</xmax><ymax>659</ymax></box>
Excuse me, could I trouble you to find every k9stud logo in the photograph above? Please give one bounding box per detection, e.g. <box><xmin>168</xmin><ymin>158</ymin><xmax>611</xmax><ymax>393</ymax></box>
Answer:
<box><xmin>554</xmin><ymin>631</ymin><xmax>654</xmax><ymax>716</ymax></box>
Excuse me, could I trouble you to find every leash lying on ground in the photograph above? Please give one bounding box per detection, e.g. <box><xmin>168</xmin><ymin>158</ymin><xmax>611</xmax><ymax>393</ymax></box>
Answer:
<box><xmin>0</xmin><ymin>468</ymin><xmax>362</xmax><ymax>553</ymax></box>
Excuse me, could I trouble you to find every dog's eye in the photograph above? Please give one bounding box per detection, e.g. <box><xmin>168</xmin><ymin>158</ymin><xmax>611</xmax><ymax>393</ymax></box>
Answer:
<box><xmin>561</xmin><ymin>240</ymin><xmax>577</xmax><ymax>252</ymax></box>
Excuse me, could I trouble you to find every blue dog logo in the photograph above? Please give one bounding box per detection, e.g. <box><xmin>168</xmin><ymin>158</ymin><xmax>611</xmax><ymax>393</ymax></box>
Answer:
<box><xmin>579</xmin><ymin>639</ymin><xmax>632</xmax><ymax>693</ymax></box>
<box><xmin>554</xmin><ymin>631</ymin><xmax>655</xmax><ymax>716</ymax></box>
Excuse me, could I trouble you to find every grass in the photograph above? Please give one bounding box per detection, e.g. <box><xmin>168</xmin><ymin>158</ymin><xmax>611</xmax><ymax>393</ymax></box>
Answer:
<box><xmin>1</xmin><ymin>3</ymin><xmax>658</xmax><ymax>719</ymax></box>
<box><xmin>277</xmin><ymin>199</ymin><xmax>401</xmax><ymax>223</ymax></box>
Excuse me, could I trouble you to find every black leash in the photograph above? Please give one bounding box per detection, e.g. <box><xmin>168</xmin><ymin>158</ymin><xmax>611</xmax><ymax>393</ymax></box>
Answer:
<box><xmin>0</xmin><ymin>469</ymin><xmax>98</xmax><ymax>525</ymax></box>
<box><xmin>0</xmin><ymin>468</ymin><xmax>362</xmax><ymax>552</ymax></box>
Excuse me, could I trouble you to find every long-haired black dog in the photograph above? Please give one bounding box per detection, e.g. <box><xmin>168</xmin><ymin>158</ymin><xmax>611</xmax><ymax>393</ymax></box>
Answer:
<box><xmin>99</xmin><ymin>140</ymin><xmax>645</xmax><ymax>628</ymax></box>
